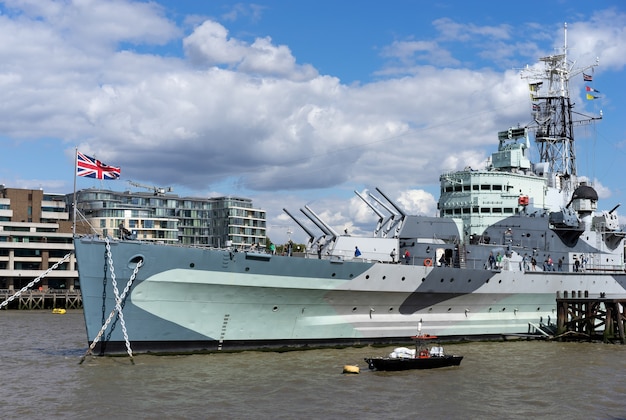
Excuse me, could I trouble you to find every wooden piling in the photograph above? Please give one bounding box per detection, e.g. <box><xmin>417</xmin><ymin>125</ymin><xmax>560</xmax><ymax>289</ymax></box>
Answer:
<box><xmin>556</xmin><ymin>292</ymin><xmax>626</xmax><ymax>344</ymax></box>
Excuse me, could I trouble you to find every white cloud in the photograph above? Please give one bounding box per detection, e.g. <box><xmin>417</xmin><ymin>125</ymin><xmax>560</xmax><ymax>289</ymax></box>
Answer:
<box><xmin>183</xmin><ymin>20</ymin><xmax>317</xmax><ymax>81</ymax></box>
<box><xmin>1</xmin><ymin>2</ymin><xmax>625</xmax><ymax>245</ymax></box>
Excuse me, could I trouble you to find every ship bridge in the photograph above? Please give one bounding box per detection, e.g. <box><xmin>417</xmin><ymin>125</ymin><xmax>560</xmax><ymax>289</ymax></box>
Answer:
<box><xmin>438</xmin><ymin>127</ymin><xmax>549</xmax><ymax>237</ymax></box>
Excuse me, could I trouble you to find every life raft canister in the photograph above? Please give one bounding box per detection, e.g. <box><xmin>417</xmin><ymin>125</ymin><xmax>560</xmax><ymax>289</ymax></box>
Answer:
<box><xmin>424</xmin><ymin>258</ymin><xmax>433</xmax><ymax>267</ymax></box>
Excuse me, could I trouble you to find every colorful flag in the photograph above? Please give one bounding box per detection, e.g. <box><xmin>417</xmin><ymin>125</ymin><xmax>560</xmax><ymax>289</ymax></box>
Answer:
<box><xmin>585</xmin><ymin>86</ymin><xmax>600</xmax><ymax>93</ymax></box>
<box><xmin>532</xmin><ymin>104</ymin><xmax>540</xmax><ymax>111</ymax></box>
<box><xmin>76</xmin><ymin>151</ymin><xmax>121</xmax><ymax>179</ymax></box>
<box><xmin>586</xmin><ymin>93</ymin><xmax>599</xmax><ymax>100</ymax></box>
<box><xmin>583</xmin><ymin>73</ymin><xmax>593</xmax><ymax>82</ymax></box>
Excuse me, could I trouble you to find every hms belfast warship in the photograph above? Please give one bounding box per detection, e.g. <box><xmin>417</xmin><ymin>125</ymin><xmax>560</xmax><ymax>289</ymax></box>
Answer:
<box><xmin>74</xmin><ymin>25</ymin><xmax>626</xmax><ymax>354</ymax></box>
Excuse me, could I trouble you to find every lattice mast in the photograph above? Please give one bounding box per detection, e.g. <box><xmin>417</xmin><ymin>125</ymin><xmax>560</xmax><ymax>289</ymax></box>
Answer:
<box><xmin>521</xmin><ymin>23</ymin><xmax>599</xmax><ymax>194</ymax></box>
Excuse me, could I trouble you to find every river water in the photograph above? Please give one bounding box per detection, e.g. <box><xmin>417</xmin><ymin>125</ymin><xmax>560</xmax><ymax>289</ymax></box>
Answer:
<box><xmin>1</xmin><ymin>310</ymin><xmax>625</xmax><ymax>419</ymax></box>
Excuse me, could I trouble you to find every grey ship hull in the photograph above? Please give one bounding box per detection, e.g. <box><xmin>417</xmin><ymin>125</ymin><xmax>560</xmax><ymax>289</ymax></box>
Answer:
<box><xmin>74</xmin><ymin>236</ymin><xmax>626</xmax><ymax>354</ymax></box>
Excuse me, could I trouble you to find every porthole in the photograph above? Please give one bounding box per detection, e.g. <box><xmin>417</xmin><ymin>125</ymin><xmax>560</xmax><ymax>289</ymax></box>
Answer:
<box><xmin>421</xmin><ymin>278</ymin><xmax>426</xmax><ymax>282</ymax></box>
<box><xmin>467</xmin><ymin>278</ymin><xmax>472</xmax><ymax>283</ymax></box>
<box><xmin>450</xmin><ymin>278</ymin><xmax>454</xmax><ymax>282</ymax></box>
<box><xmin>272</xmin><ymin>306</ymin><xmax>279</xmax><ymax>312</ymax></box>
<box><xmin>352</xmin><ymin>307</ymin><xmax>357</xmax><ymax>312</ymax></box>
<box><xmin>388</xmin><ymin>307</ymin><xmax>394</xmax><ymax>312</ymax></box>
<box><xmin>498</xmin><ymin>279</ymin><xmax>502</xmax><ymax>284</ymax></box>
<box><xmin>401</xmin><ymin>277</ymin><xmax>406</xmax><ymax>281</ymax></box>
<box><xmin>447</xmin><ymin>308</ymin><xmax>452</xmax><ymax>312</ymax></box>
<box><xmin>440</xmin><ymin>278</ymin><xmax>444</xmax><ymax>283</ymax></box>
<box><xmin>382</xmin><ymin>276</ymin><xmax>386</xmax><ymax>280</ymax></box>
<box><xmin>366</xmin><ymin>275</ymin><xmax>370</xmax><ymax>279</ymax></box>
<box><xmin>349</xmin><ymin>274</ymin><xmax>354</xmax><ymax>278</ymax></box>
<box><xmin>332</xmin><ymin>273</ymin><xmax>336</xmax><ymax>277</ymax></box>
<box><xmin>189</xmin><ymin>263</ymin><xmax>195</xmax><ymax>268</ymax></box>
<box><xmin>245</xmin><ymin>267</ymin><xmax>250</xmax><ymax>271</ymax></box>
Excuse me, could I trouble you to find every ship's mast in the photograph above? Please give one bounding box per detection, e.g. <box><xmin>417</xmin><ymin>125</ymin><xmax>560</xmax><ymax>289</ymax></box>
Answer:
<box><xmin>521</xmin><ymin>23</ymin><xmax>600</xmax><ymax>196</ymax></box>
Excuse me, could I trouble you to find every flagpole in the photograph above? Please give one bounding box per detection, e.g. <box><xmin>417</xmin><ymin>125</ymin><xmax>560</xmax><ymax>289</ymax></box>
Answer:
<box><xmin>72</xmin><ymin>147</ymin><xmax>78</xmax><ymax>236</ymax></box>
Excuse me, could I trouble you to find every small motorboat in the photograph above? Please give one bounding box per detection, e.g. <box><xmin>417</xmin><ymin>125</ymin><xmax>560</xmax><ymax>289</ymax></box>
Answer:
<box><xmin>365</xmin><ymin>322</ymin><xmax>463</xmax><ymax>371</ymax></box>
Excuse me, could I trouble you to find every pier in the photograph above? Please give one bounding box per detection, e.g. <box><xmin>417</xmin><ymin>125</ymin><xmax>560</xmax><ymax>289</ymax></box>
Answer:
<box><xmin>0</xmin><ymin>289</ymin><xmax>82</xmax><ymax>310</ymax></box>
<box><xmin>556</xmin><ymin>291</ymin><xmax>626</xmax><ymax>344</ymax></box>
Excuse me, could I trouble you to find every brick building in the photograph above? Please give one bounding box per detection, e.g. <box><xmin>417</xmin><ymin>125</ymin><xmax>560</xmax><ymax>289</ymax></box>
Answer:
<box><xmin>0</xmin><ymin>186</ymin><xmax>78</xmax><ymax>291</ymax></box>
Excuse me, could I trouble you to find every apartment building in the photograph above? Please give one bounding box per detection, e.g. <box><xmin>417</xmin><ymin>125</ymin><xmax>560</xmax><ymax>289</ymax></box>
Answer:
<box><xmin>73</xmin><ymin>188</ymin><xmax>267</xmax><ymax>249</ymax></box>
<box><xmin>0</xmin><ymin>185</ymin><xmax>266</xmax><ymax>292</ymax></box>
<box><xmin>0</xmin><ymin>186</ymin><xmax>78</xmax><ymax>291</ymax></box>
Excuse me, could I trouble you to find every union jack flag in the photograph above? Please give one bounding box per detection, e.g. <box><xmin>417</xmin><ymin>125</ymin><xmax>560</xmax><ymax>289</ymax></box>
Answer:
<box><xmin>76</xmin><ymin>151</ymin><xmax>121</xmax><ymax>180</ymax></box>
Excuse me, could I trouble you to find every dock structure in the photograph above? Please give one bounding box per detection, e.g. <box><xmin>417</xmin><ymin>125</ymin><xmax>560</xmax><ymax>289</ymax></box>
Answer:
<box><xmin>0</xmin><ymin>289</ymin><xmax>82</xmax><ymax>310</ymax></box>
<box><xmin>556</xmin><ymin>291</ymin><xmax>626</xmax><ymax>344</ymax></box>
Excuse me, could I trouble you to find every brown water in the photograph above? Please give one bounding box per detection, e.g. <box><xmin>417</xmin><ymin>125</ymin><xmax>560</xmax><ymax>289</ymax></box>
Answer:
<box><xmin>1</xmin><ymin>310</ymin><xmax>625</xmax><ymax>419</ymax></box>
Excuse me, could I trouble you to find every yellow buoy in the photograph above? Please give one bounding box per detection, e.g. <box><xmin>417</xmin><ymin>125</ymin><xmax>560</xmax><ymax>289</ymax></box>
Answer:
<box><xmin>52</xmin><ymin>308</ymin><xmax>66</xmax><ymax>314</ymax></box>
<box><xmin>342</xmin><ymin>364</ymin><xmax>359</xmax><ymax>374</ymax></box>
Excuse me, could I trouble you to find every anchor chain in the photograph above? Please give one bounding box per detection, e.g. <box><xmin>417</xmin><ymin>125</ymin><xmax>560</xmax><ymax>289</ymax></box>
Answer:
<box><xmin>0</xmin><ymin>252</ymin><xmax>72</xmax><ymax>309</ymax></box>
<box><xmin>101</xmin><ymin>248</ymin><xmax>108</xmax><ymax>330</ymax></box>
<box><xmin>79</xmin><ymin>237</ymin><xmax>142</xmax><ymax>364</ymax></box>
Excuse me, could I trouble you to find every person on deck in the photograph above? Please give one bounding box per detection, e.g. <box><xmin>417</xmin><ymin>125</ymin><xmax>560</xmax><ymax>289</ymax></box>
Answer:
<box><xmin>488</xmin><ymin>252</ymin><xmax>496</xmax><ymax>270</ymax></box>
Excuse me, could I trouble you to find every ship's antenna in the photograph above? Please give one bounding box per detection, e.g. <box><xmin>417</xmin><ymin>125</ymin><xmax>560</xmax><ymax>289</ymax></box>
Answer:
<box><xmin>521</xmin><ymin>22</ymin><xmax>601</xmax><ymax>201</ymax></box>
<box><xmin>561</xmin><ymin>22</ymin><xmax>567</xmax><ymax>98</ymax></box>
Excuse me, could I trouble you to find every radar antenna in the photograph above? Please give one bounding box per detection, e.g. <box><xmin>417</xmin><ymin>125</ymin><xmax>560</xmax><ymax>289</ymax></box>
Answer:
<box><xmin>520</xmin><ymin>22</ymin><xmax>601</xmax><ymax>194</ymax></box>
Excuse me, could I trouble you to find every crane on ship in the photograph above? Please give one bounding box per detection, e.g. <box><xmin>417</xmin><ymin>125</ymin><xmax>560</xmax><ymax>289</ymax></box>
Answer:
<box><xmin>127</xmin><ymin>180</ymin><xmax>173</xmax><ymax>196</ymax></box>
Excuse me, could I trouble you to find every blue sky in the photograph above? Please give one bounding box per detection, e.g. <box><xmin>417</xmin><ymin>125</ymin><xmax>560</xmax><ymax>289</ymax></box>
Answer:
<box><xmin>1</xmin><ymin>0</ymin><xmax>625</xmax><ymax>244</ymax></box>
